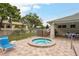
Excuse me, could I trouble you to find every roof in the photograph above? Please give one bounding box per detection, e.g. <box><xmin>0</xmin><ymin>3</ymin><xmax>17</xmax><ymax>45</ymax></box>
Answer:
<box><xmin>48</xmin><ymin>12</ymin><xmax>79</xmax><ymax>24</ymax></box>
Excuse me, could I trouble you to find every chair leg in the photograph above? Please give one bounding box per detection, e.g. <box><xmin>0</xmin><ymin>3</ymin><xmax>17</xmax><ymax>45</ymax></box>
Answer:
<box><xmin>3</xmin><ymin>48</ymin><xmax>7</xmax><ymax>54</ymax></box>
<box><xmin>1</xmin><ymin>48</ymin><xmax>7</xmax><ymax>54</ymax></box>
<box><xmin>0</xmin><ymin>49</ymin><xmax>3</xmax><ymax>55</ymax></box>
<box><xmin>1</xmin><ymin>49</ymin><xmax>4</xmax><ymax>55</ymax></box>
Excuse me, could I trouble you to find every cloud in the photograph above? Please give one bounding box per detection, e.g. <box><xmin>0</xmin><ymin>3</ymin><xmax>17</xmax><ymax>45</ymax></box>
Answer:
<box><xmin>19</xmin><ymin>5</ymin><xmax>41</xmax><ymax>16</ymax></box>
<box><xmin>10</xmin><ymin>4</ymin><xmax>31</xmax><ymax>16</ymax></box>
<box><xmin>0</xmin><ymin>0</ymin><xmax>53</xmax><ymax>4</ymax></box>
<box><xmin>20</xmin><ymin>6</ymin><xmax>31</xmax><ymax>16</ymax></box>
<box><xmin>11</xmin><ymin>4</ymin><xmax>41</xmax><ymax>16</ymax></box>
<box><xmin>7</xmin><ymin>3</ymin><xmax>41</xmax><ymax>16</ymax></box>
<box><xmin>33</xmin><ymin>5</ymin><xmax>40</xmax><ymax>9</ymax></box>
<box><xmin>0</xmin><ymin>0</ymin><xmax>78</xmax><ymax>4</ymax></box>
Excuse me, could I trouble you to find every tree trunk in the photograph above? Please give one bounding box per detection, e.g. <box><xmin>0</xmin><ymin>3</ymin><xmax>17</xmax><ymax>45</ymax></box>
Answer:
<box><xmin>28</xmin><ymin>25</ymin><xmax>32</xmax><ymax>33</ymax></box>
<box><xmin>8</xmin><ymin>18</ymin><xmax>12</xmax><ymax>28</ymax></box>
<box><xmin>0</xmin><ymin>19</ymin><xmax>3</xmax><ymax>31</ymax></box>
<box><xmin>8</xmin><ymin>18</ymin><xmax>13</xmax><ymax>35</ymax></box>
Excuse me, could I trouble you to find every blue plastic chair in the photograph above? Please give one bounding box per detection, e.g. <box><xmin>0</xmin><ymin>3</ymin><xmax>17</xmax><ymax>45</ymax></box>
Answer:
<box><xmin>0</xmin><ymin>36</ymin><xmax>15</xmax><ymax>51</ymax></box>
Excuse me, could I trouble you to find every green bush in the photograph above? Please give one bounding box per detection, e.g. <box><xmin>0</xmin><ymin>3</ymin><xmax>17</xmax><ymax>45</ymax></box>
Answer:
<box><xmin>8</xmin><ymin>31</ymin><xmax>35</xmax><ymax>41</ymax></box>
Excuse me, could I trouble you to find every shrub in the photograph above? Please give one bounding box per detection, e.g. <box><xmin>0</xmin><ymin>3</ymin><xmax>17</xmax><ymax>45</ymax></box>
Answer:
<box><xmin>8</xmin><ymin>30</ymin><xmax>35</xmax><ymax>41</ymax></box>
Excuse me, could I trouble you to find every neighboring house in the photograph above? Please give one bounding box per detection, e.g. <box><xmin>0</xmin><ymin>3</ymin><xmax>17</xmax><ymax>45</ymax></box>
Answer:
<box><xmin>1</xmin><ymin>20</ymin><xmax>28</xmax><ymax>30</ymax></box>
<box><xmin>48</xmin><ymin>13</ymin><xmax>79</xmax><ymax>38</ymax></box>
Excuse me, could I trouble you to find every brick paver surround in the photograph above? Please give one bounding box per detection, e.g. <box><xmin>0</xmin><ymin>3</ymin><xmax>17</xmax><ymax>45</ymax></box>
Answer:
<box><xmin>0</xmin><ymin>36</ymin><xmax>77</xmax><ymax>56</ymax></box>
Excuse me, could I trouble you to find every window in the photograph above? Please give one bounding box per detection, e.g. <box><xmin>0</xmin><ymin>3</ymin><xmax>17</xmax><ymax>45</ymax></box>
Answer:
<box><xmin>58</xmin><ymin>25</ymin><xmax>61</xmax><ymax>28</ymax></box>
<box><xmin>62</xmin><ymin>25</ymin><xmax>66</xmax><ymax>28</ymax></box>
<box><xmin>70</xmin><ymin>25</ymin><xmax>76</xmax><ymax>28</ymax></box>
<box><xmin>58</xmin><ymin>25</ymin><xmax>66</xmax><ymax>28</ymax></box>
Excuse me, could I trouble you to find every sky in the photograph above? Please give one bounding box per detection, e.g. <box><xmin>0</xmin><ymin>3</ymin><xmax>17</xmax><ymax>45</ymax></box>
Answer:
<box><xmin>13</xmin><ymin>3</ymin><xmax>79</xmax><ymax>26</ymax></box>
<box><xmin>0</xmin><ymin>0</ymin><xmax>79</xmax><ymax>26</ymax></box>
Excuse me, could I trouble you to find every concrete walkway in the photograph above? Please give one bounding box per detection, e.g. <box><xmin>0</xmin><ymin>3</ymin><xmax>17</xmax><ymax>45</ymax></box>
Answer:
<box><xmin>0</xmin><ymin>36</ymin><xmax>76</xmax><ymax>56</ymax></box>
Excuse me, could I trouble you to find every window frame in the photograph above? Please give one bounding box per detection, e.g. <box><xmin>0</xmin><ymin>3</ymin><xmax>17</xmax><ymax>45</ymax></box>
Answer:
<box><xmin>70</xmin><ymin>24</ymin><xmax>76</xmax><ymax>28</ymax></box>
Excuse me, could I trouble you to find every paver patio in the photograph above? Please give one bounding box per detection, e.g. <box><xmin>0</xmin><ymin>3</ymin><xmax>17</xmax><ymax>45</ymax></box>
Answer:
<box><xmin>0</xmin><ymin>36</ymin><xmax>78</xmax><ymax>56</ymax></box>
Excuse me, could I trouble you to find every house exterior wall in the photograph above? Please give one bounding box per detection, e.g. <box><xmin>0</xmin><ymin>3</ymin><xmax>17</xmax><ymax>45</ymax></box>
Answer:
<box><xmin>49</xmin><ymin>13</ymin><xmax>79</xmax><ymax>37</ymax></box>
<box><xmin>1</xmin><ymin>22</ymin><xmax>28</xmax><ymax>31</ymax></box>
<box><xmin>54</xmin><ymin>22</ymin><xmax>79</xmax><ymax>36</ymax></box>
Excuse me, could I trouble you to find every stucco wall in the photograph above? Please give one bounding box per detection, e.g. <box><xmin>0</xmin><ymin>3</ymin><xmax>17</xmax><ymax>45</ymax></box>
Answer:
<box><xmin>54</xmin><ymin>22</ymin><xmax>79</xmax><ymax>36</ymax></box>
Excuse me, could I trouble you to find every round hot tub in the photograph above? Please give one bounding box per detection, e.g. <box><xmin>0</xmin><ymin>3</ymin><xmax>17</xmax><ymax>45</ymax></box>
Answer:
<box><xmin>28</xmin><ymin>38</ymin><xmax>55</xmax><ymax>47</ymax></box>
